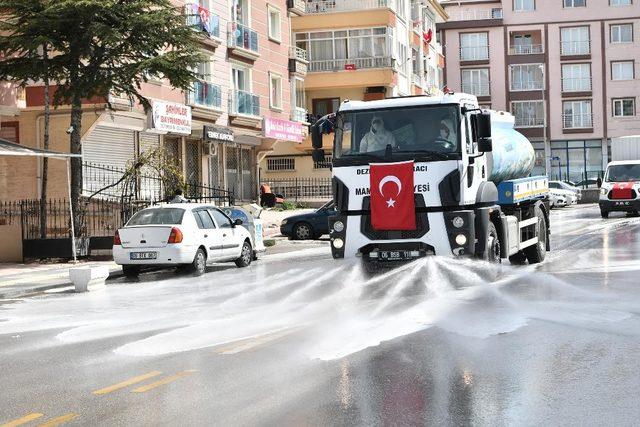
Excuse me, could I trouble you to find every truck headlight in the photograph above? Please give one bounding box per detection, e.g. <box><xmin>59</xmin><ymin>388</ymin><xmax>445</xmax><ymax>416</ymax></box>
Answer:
<box><xmin>333</xmin><ymin>220</ymin><xmax>344</xmax><ymax>233</ymax></box>
<box><xmin>452</xmin><ymin>216</ymin><xmax>464</xmax><ymax>228</ymax></box>
<box><xmin>332</xmin><ymin>238</ymin><xmax>344</xmax><ymax>249</ymax></box>
<box><xmin>455</xmin><ymin>234</ymin><xmax>467</xmax><ymax>246</ymax></box>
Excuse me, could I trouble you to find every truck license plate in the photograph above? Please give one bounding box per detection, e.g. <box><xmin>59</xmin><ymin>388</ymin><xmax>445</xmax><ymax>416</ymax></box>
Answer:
<box><xmin>130</xmin><ymin>252</ymin><xmax>157</xmax><ymax>260</ymax></box>
<box><xmin>379</xmin><ymin>250</ymin><xmax>413</xmax><ymax>261</ymax></box>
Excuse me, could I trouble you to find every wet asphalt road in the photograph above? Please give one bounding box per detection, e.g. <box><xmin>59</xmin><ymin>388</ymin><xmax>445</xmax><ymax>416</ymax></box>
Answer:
<box><xmin>1</xmin><ymin>204</ymin><xmax>640</xmax><ymax>426</ymax></box>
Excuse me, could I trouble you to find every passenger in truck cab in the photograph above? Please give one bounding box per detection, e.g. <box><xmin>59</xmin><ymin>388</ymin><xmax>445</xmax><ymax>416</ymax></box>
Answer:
<box><xmin>435</xmin><ymin>118</ymin><xmax>456</xmax><ymax>152</ymax></box>
<box><xmin>359</xmin><ymin>115</ymin><xmax>397</xmax><ymax>153</ymax></box>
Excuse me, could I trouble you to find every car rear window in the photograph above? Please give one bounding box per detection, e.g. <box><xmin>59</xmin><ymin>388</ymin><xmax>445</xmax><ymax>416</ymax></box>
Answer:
<box><xmin>127</xmin><ymin>208</ymin><xmax>185</xmax><ymax>225</ymax></box>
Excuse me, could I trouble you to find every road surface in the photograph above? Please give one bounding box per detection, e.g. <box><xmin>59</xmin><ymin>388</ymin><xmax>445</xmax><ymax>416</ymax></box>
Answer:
<box><xmin>1</xmin><ymin>205</ymin><xmax>640</xmax><ymax>426</ymax></box>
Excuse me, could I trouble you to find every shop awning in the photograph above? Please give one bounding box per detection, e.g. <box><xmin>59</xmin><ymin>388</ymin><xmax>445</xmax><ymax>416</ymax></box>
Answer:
<box><xmin>0</xmin><ymin>137</ymin><xmax>81</xmax><ymax>159</ymax></box>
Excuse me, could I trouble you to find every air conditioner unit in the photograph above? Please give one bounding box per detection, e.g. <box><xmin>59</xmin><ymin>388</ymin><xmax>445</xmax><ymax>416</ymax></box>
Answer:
<box><xmin>203</xmin><ymin>142</ymin><xmax>218</xmax><ymax>157</ymax></box>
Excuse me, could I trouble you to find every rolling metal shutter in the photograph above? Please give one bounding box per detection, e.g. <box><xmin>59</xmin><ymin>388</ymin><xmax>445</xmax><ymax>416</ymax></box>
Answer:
<box><xmin>139</xmin><ymin>132</ymin><xmax>160</xmax><ymax>156</ymax></box>
<box><xmin>82</xmin><ymin>126</ymin><xmax>135</xmax><ymax>169</ymax></box>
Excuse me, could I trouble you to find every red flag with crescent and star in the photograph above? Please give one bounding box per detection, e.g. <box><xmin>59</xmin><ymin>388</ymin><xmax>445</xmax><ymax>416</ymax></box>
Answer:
<box><xmin>369</xmin><ymin>161</ymin><xmax>416</xmax><ymax>231</ymax></box>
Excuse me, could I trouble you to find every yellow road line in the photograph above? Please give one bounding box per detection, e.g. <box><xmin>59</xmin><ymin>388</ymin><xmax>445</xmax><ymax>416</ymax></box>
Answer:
<box><xmin>37</xmin><ymin>413</ymin><xmax>79</xmax><ymax>427</ymax></box>
<box><xmin>1</xmin><ymin>413</ymin><xmax>44</xmax><ymax>427</ymax></box>
<box><xmin>131</xmin><ymin>370</ymin><xmax>196</xmax><ymax>393</ymax></box>
<box><xmin>92</xmin><ymin>371</ymin><xmax>162</xmax><ymax>395</ymax></box>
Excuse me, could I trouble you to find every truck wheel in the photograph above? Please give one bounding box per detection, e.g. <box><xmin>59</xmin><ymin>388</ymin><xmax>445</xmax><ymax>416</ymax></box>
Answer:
<box><xmin>600</xmin><ymin>209</ymin><xmax>609</xmax><ymax>218</ymax></box>
<box><xmin>525</xmin><ymin>207</ymin><xmax>547</xmax><ymax>264</ymax></box>
<box><xmin>508</xmin><ymin>251</ymin><xmax>528</xmax><ymax>265</ymax></box>
<box><xmin>485</xmin><ymin>222</ymin><xmax>501</xmax><ymax>263</ymax></box>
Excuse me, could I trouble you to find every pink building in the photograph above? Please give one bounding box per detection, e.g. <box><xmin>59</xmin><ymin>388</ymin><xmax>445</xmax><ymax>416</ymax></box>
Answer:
<box><xmin>438</xmin><ymin>0</ymin><xmax>640</xmax><ymax>183</ymax></box>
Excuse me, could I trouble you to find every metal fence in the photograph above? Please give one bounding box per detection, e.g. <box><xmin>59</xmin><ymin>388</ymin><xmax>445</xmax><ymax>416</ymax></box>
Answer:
<box><xmin>263</xmin><ymin>178</ymin><xmax>332</xmax><ymax>202</ymax></box>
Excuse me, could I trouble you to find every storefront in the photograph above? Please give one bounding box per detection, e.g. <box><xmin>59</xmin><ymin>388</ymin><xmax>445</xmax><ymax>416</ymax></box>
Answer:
<box><xmin>549</xmin><ymin>139</ymin><xmax>606</xmax><ymax>183</ymax></box>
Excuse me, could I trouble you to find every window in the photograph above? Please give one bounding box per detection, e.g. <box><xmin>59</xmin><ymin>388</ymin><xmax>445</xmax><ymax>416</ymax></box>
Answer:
<box><xmin>510</xmin><ymin>64</ymin><xmax>544</xmax><ymax>90</ymax></box>
<box><xmin>610</xmin><ymin>0</ymin><xmax>631</xmax><ymax>5</ymax></box>
<box><xmin>564</xmin><ymin>0</ymin><xmax>586</xmax><ymax>7</ymax></box>
<box><xmin>267</xmin><ymin>157</ymin><xmax>295</xmax><ymax>171</ymax></box>
<box><xmin>511</xmin><ymin>101</ymin><xmax>545</xmax><ymax>127</ymax></box>
<box><xmin>0</xmin><ymin>121</ymin><xmax>19</xmax><ymax>143</ymax></box>
<box><xmin>461</xmin><ymin>69</ymin><xmax>490</xmax><ymax>96</ymax></box>
<box><xmin>612</xmin><ymin>61</ymin><xmax>634</xmax><ymax>80</ymax></box>
<box><xmin>129</xmin><ymin>208</ymin><xmax>185</xmax><ymax>225</ymax></box>
<box><xmin>269</xmin><ymin>73</ymin><xmax>282</xmax><ymax>110</ymax></box>
<box><xmin>561</xmin><ymin>26</ymin><xmax>590</xmax><ymax>55</ymax></box>
<box><xmin>562</xmin><ymin>64</ymin><xmax>591</xmax><ymax>91</ymax></box>
<box><xmin>514</xmin><ymin>0</ymin><xmax>534</xmax><ymax>11</ymax></box>
<box><xmin>460</xmin><ymin>33</ymin><xmax>489</xmax><ymax>61</ymax></box>
<box><xmin>312</xmin><ymin>98</ymin><xmax>340</xmax><ymax>117</ymax></box>
<box><xmin>291</xmin><ymin>77</ymin><xmax>306</xmax><ymax>122</ymax></box>
<box><xmin>267</xmin><ymin>5</ymin><xmax>281</xmax><ymax>42</ymax></box>
<box><xmin>397</xmin><ymin>0</ymin><xmax>406</xmax><ymax>20</ymax></box>
<box><xmin>314</xmin><ymin>155</ymin><xmax>333</xmax><ymax>169</ymax></box>
<box><xmin>232</xmin><ymin>65</ymin><xmax>250</xmax><ymax>92</ymax></box>
<box><xmin>193</xmin><ymin>210</ymin><xmax>216</xmax><ymax>229</ymax></box>
<box><xmin>611</xmin><ymin>24</ymin><xmax>633</xmax><ymax>43</ymax></box>
<box><xmin>208</xmin><ymin>208</ymin><xmax>233</xmax><ymax>228</ymax></box>
<box><xmin>563</xmin><ymin>100</ymin><xmax>592</xmax><ymax>128</ymax></box>
<box><xmin>231</xmin><ymin>0</ymin><xmax>249</xmax><ymax>24</ymax></box>
<box><xmin>613</xmin><ymin>98</ymin><xmax>635</xmax><ymax>117</ymax></box>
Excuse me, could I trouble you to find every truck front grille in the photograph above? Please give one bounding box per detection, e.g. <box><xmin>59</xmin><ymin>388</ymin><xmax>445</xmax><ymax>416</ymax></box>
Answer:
<box><xmin>360</xmin><ymin>195</ymin><xmax>430</xmax><ymax>240</ymax></box>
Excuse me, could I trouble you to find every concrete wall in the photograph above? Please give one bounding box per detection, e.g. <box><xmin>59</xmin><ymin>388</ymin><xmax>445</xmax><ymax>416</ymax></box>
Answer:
<box><xmin>0</xmin><ymin>223</ymin><xmax>22</xmax><ymax>262</ymax></box>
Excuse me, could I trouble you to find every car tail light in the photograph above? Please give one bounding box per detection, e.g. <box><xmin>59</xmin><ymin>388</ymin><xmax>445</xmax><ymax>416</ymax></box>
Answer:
<box><xmin>114</xmin><ymin>230</ymin><xmax>121</xmax><ymax>246</ymax></box>
<box><xmin>168</xmin><ymin>227</ymin><xmax>183</xmax><ymax>244</ymax></box>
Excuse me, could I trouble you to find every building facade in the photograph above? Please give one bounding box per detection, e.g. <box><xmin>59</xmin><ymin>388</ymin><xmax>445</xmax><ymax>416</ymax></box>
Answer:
<box><xmin>0</xmin><ymin>0</ymin><xmax>306</xmax><ymax>203</ymax></box>
<box><xmin>259</xmin><ymin>0</ymin><xmax>448</xmax><ymax>186</ymax></box>
<box><xmin>438</xmin><ymin>0</ymin><xmax>640</xmax><ymax>183</ymax></box>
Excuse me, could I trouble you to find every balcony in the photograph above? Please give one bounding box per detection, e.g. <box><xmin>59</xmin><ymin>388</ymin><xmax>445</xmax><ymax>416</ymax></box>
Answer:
<box><xmin>186</xmin><ymin>4</ymin><xmax>221</xmax><ymax>49</ymax></box>
<box><xmin>227</xmin><ymin>22</ymin><xmax>260</xmax><ymax>61</ymax></box>
<box><xmin>188</xmin><ymin>81</ymin><xmax>222</xmax><ymax>120</ymax></box>
<box><xmin>228</xmin><ymin>90</ymin><xmax>260</xmax><ymax>127</ymax></box>
<box><xmin>305</xmin><ymin>0</ymin><xmax>394</xmax><ymax>14</ymax></box>
<box><xmin>562</xmin><ymin>77</ymin><xmax>592</xmax><ymax>93</ymax></box>
<box><xmin>562</xmin><ymin>113</ymin><xmax>592</xmax><ymax>129</ymax></box>
<box><xmin>560</xmin><ymin>40</ymin><xmax>591</xmax><ymax>56</ymax></box>
<box><xmin>510</xmin><ymin>80</ymin><xmax>543</xmax><ymax>91</ymax></box>
<box><xmin>308</xmin><ymin>56</ymin><xmax>394</xmax><ymax>72</ymax></box>
<box><xmin>460</xmin><ymin>46</ymin><xmax>489</xmax><ymax>62</ymax></box>
<box><xmin>461</xmin><ymin>82</ymin><xmax>490</xmax><ymax>97</ymax></box>
<box><xmin>509</xmin><ymin>44</ymin><xmax>544</xmax><ymax>55</ymax></box>
<box><xmin>448</xmin><ymin>8</ymin><xmax>502</xmax><ymax>21</ymax></box>
<box><xmin>289</xmin><ymin>47</ymin><xmax>308</xmax><ymax>76</ymax></box>
<box><xmin>514</xmin><ymin>116</ymin><xmax>545</xmax><ymax>128</ymax></box>
<box><xmin>291</xmin><ymin>107</ymin><xmax>308</xmax><ymax>123</ymax></box>
<box><xmin>287</xmin><ymin>0</ymin><xmax>306</xmax><ymax>15</ymax></box>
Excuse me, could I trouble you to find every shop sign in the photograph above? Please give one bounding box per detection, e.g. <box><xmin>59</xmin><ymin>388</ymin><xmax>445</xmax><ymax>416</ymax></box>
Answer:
<box><xmin>263</xmin><ymin>117</ymin><xmax>303</xmax><ymax>143</ymax></box>
<box><xmin>151</xmin><ymin>101</ymin><xmax>191</xmax><ymax>135</ymax></box>
<box><xmin>204</xmin><ymin>125</ymin><xmax>234</xmax><ymax>143</ymax></box>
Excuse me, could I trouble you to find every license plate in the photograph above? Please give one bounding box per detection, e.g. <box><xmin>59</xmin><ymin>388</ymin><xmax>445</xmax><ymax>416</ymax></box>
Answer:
<box><xmin>130</xmin><ymin>252</ymin><xmax>157</xmax><ymax>260</ymax></box>
<box><xmin>615</xmin><ymin>201</ymin><xmax>630</xmax><ymax>206</ymax></box>
<box><xmin>378</xmin><ymin>250</ymin><xmax>416</xmax><ymax>261</ymax></box>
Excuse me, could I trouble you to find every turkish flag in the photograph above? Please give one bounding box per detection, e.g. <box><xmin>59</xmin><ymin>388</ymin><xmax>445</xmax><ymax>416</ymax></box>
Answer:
<box><xmin>611</xmin><ymin>182</ymin><xmax>634</xmax><ymax>199</ymax></box>
<box><xmin>423</xmin><ymin>29</ymin><xmax>433</xmax><ymax>44</ymax></box>
<box><xmin>370</xmin><ymin>161</ymin><xmax>416</xmax><ymax>231</ymax></box>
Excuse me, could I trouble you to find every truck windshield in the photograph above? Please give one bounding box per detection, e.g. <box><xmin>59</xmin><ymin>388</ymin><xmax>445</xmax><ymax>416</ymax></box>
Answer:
<box><xmin>333</xmin><ymin>105</ymin><xmax>461</xmax><ymax>164</ymax></box>
<box><xmin>606</xmin><ymin>164</ymin><xmax>640</xmax><ymax>182</ymax></box>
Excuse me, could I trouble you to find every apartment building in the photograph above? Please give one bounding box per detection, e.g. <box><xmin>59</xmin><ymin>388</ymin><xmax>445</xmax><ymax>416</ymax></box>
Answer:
<box><xmin>259</xmin><ymin>0</ymin><xmax>447</xmax><ymax>185</ymax></box>
<box><xmin>0</xmin><ymin>0</ymin><xmax>305</xmax><ymax>203</ymax></box>
<box><xmin>438</xmin><ymin>0</ymin><xmax>640</xmax><ymax>183</ymax></box>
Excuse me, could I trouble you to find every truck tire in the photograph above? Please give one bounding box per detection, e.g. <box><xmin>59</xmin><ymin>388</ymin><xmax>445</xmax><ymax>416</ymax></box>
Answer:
<box><xmin>524</xmin><ymin>207</ymin><xmax>547</xmax><ymax>264</ymax></box>
<box><xmin>508</xmin><ymin>251</ymin><xmax>528</xmax><ymax>265</ymax></box>
<box><xmin>484</xmin><ymin>222</ymin><xmax>501</xmax><ymax>263</ymax></box>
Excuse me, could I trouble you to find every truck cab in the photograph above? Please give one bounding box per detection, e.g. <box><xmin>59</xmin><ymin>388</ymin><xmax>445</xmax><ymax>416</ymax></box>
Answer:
<box><xmin>311</xmin><ymin>93</ymin><xmax>550</xmax><ymax>269</ymax></box>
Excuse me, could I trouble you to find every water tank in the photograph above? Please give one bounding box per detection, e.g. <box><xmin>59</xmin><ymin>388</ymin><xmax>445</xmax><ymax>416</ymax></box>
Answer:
<box><xmin>486</xmin><ymin>111</ymin><xmax>535</xmax><ymax>183</ymax></box>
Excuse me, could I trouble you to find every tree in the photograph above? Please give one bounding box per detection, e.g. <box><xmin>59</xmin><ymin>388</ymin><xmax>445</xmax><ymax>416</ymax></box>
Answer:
<box><xmin>0</xmin><ymin>1</ymin><xmax>59</xmax><ymax>238</ymax></box>
<box><xmin>1</xmin><ymin>0</ymin><xmax>203</xmax><ymax>236</ymax></box>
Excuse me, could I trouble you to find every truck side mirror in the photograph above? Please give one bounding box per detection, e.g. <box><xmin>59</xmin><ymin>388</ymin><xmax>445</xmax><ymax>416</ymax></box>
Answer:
<box><xmin>474</xmin><ymin>112</ymin><xmax>492</xmax><ymax>152</ymax></box>
<box><xmin>312</xmin><ymin>149</ymin><xmax>325</xmax><ymax>163</ymax></box>
<box><xmin>311</xmin><ymin>123</ymin><xmax>323</xmax><ymax>149</ymax></box>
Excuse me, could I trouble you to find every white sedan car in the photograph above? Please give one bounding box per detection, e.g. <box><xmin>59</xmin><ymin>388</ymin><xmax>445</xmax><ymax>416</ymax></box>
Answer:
<box><xmin>113</xmin><ymin>204</ymin><xmax>254</xmax><ymax>277</ymax></box>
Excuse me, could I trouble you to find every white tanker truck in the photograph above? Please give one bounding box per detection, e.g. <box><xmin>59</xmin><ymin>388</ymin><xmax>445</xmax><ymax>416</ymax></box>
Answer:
<box><xmin>310</xmin><ymin>93</ymin><xmax>550</xmax><ymax>270</ymax></box>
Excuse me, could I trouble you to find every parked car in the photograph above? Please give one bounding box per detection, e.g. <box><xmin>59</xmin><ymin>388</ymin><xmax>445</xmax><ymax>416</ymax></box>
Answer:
<box><xmin>549</xmin><ymin>180</ymin><xmax>582</xmax><ymax>201</ymax></box>
<box><xmin>280</xmin><ymin>201</ymin><xmax>336</xmax><ymax>240</ymax></box>
<box><xmin>575</xmin><ymin>178</ymin><xmax>600</xmax><ymax>188</ymax></box>
<box><xmin>113</xmin><ymin>203</ymin><xmax>254</xmax><ymax>277</ymax></box>
<box><xmin>549</xmin><ymin>189</ymin><xmax>572</xmax><ymax>208</ymax></box>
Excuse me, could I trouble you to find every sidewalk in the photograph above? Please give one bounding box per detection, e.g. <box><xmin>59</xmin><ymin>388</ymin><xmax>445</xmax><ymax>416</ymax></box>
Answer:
<box><xmin>0</xmin><ymin>260</ymin><xmax>121</xmax><ymax>299</ymax></box>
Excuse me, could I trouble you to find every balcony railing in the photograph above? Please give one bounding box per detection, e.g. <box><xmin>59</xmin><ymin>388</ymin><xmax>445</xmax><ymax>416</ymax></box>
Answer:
<box><xmin>514</xmin><ymin>116</ymin><xmax>545</xmax><ymax>127</ymax></box>
<box><xmin>562</xmin><ymin>113</ymin><xmax>592</xmax><ymax>129</ymax></box>
<box><xmin>308</xmin><ymin>56</ymin><xmax>393</xmax><ymax>72</ymax></box>
<box><xmin>290</xmin><ymin>46</ymin><xmax>308</xmax><ymax>62</ymax></box>
<box><xmin>448</xmin><ymin>8</ymin><xmax>502</xmax><ymax>21</ymax></box>
<box><xmin>510</xmin><ymin>80</ymin><xmax>543</xmax><ymax>91</ymax></box>
<box><xmin>562</xmin><ymin>77</ymin><xmax>592</xmax><ymax>92</ymax></box>
<box><xmin>460</xmin><ymin>46</ymin><xmax>489</xmax><ymax>61</ymax></box>
<box><xmin>291</xmin><ymin>108</ymin><xmax>308</xmax><ymax>123</ymax></box>
<box><xmin>509</xmin><ymin>44</ymin><xmax>544</xmax><ymax>55</ymax></box>
<box><xmin>461</xmin><ymin>82</ymin><xmax>490</xmax><ymax>97</ymax></box>
<box><xmin>412</xmin><ymin>73</ymin><xmax>422</xmax><ymax>86</ymax></box>
<box><xmin>228</xmin><ymin>22</ymin><xmax>258</xmax><ymax>53</ymax></box>
<box><xmin>560</xmin><ymin>40</ymin><xmax>591</xmax><ymax>56</ymax></box>
<box><xmin>229</xmin><ymin>90</ymin><xmax>260</xmax><ymax>117</ymax></box>
<box><xmin>188</xmin><ymin>81</ymin><xmax>222</xmax><ymax>109</ymax></box>
<box><xmin>306</xmin><ymin>0</ymin><xmax>394</xmax><ymax>13</ymax></box>
<box><xmin>186</xmin><ymin>4</ymin><xmax>220</xmax><ymax>39</ymax></box>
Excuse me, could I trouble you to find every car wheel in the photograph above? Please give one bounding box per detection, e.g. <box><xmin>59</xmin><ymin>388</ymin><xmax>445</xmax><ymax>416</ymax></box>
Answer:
<box><xmin>600</xmin><ymin>209</ymin><xmax>609</xmax><ymax>219</ymax></box>
<box><xmin>293</xmin><ymin>222</ymin><xmax>314</xmax><ymax>240</ymax></box>
<box><xmin>235</xmin><ymin>240</ymin><xmax>253</xmax><ymax>268</ymax></box>
<box><xmin>189</xmin><ymin>248</ymin><xmax>207</xmax><ymax>275</ymax></box>
<box><xmin>122</xmin><ymin>265</ymin><xmax>140</xmax><ymax>278</ymax></box>
<box><xmin>524</xmin><ymin>206</ymin><xmax>547</xmax><ymax>264</ymax></box>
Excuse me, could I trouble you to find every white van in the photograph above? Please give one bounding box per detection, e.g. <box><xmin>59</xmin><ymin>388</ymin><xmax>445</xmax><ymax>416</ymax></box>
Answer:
<box><xmin>599</xmin><ymin>160</ymin><xmax>640</xmax><ymax>218</ymax></box>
